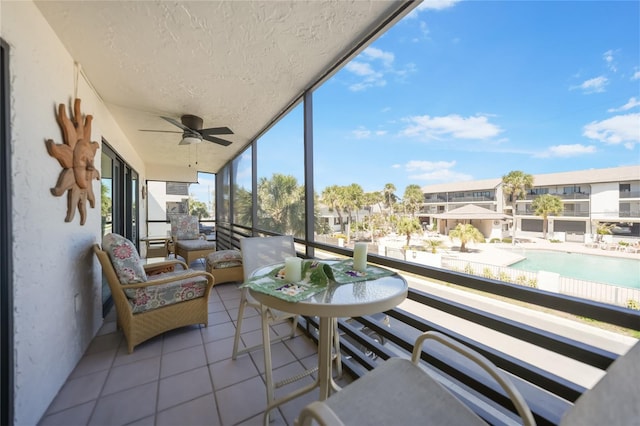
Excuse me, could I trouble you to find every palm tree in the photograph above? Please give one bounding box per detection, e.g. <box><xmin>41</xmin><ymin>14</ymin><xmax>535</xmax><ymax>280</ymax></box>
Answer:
<box><xmin>502</xmin><ymin>170</ymin><xmax>534</xmax><ymax>243</ymax></box>
<box><xmin>449</xmin><ymin>223</ymin><xmax>484</xmax><ymax>252</ymax></box>
<box><xmin>339</xmin><ymin>184</ymin><xmax>364</xmax><ymax>243</ymax></box>
<box><xmin>189</xmin><ymin>198</ymin><xmax>210</xmax><ymax>220</ymax></box>
<box><xmin>383</xmin><ymin>183</ymin><xmax>397</xmax><ymax>216</ymax></box>
<box><xmin>402</xmin><ymin>184</ymin><xmax>424</xmax><ymax>217</ymax></box>
<box><xmin>362</xmin><ymin>191</ymin><xmax>383</xmax><ymax>240</ymax></box>
<box><xmin>257</xmin><ymin>173</ymin><xmax>305</xmax><ymax>236</ymax></box>
<box><xmin>531</xmin><ymin>194</ymin><xmax>563</xmax><ymax>238</ymax></box>
<box><xmin>424</xmin><ymin>239</ymin><xmax>443</xmax><ymax>254</ymax></box>
<box><xmin>396</xmin><ymin>216</ymin><xmax>422</xmax><ymax>247</ymax></box>
<box><xmin>321</xmin><ymin>185</ymin><xmax>344</xmax><ymax>233</ymax></box>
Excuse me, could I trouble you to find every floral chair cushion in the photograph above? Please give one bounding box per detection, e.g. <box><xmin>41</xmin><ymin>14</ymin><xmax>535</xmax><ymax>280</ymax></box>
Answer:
<box><xmin>207</xmin><ymin>249</ymin><xmax>243</xmax><ymax>269</ymax></box>
<box><xmin>124</xmin><ymin>271</ymin><xmax>208</xmax><ymax>313</ymax></box>
<box><xmin>102</xmin><ymin>233</ymin><xmax>147</xmax><ymax>284</ymax></box>
<box><xmin>170</xmin><ymin>215</ymin><xmax>200</xmax><ymax>240</ymax></box>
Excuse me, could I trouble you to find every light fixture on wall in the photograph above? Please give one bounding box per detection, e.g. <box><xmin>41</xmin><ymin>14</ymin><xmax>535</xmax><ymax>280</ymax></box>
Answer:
<box><xmin>179</xmin><ymin>134</ymin><xmax>202</xmax><ymax>145</ymax></box>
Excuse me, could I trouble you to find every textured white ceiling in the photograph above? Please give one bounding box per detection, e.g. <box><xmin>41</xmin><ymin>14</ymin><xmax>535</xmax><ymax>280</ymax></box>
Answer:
<box><xmin>34</xmin><ymin>0</ymin><xmax>417</xmax><ymax>178</ymax></box>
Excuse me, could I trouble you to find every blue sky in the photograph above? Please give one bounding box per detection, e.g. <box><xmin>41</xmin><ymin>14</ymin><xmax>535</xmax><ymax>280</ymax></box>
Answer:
<box><xmin>196</xmin><ymin>0</ymin><xmax>639</xmax><ymax>201</ymax></box>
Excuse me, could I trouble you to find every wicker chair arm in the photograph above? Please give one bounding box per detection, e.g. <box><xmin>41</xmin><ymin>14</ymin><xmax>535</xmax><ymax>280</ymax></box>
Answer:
<box><xmin>123</xmin><ymin>270</ymin><xmax>215</xmax><ymax>289</ymax></box>
<box><xmin>143</xmin><ymin>259</ymin><xmax>188</xmax><ymax>272</ymax></box>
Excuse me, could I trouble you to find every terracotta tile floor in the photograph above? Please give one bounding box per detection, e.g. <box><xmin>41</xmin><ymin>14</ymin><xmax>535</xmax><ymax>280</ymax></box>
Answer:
<box><xmin>38</xmin><ymin>261</ymin><xmax>352</xmax><ymax>426</ymax></box>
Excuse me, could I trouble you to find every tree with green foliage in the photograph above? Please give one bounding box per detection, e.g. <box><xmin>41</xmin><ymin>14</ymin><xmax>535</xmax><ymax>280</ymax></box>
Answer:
<box><xmin>234</xmin><ymin>186</ymin><xmax>252</xmax><ymax>227</ymax></box>
<box><xmin>321</xmin><ymin>185</ymin><xmax>345</xmax><ymax>233</ymax></box>
<box><xmin>396</xmin><ymin>216</ymin><xmax>423</xmax><ymax>247</ymax></box>
<box><xmin>362</xmin><ymin>191</ymin><xmax>384</xmax><ymax>241</ymax></box>
<box><xmin>502</xmin><ymin>170</ymin><xmax>534</xmax><ymax>243</ymax></box>
<box><xmin>101</xmin><ymin>183</ymin><xmax>112</xmax><ymax>218</ymax></box>
<box><xmin>402</xmin><ymin>184</ymin><xmax>424</xmax><ymax>217</ymax></box>
<box><xmin>383</xmin><ymin>183</ymin><xmax>397</xmax><ymax>216</ymax></box>
<box><xmin>257</xmin><ymin>173</ymin><xmax>305</xmax><ymax>237</ymax></box>
<box><xmin>449</xmin><ymin>223</ymin><xmax>484</xmax><ymax>253</ymax></box>
<box><xmin>189</xmin><ymin>197</ymin><xmax>210</xmax><ymax>219</ymax></box>
<box><xmin>340</xmin><ymin>183</ymin><xmax>364</xmax><ymax>242</ymax></box>
<box><xmin>424</xmin><ymin>239</ymin><xmax>443</xmax><ymax>254</ymax></box>
<box><xmin>531</xmin><ymin>193</ymin><xmax>563</xmax><ymax>239</ymax></box>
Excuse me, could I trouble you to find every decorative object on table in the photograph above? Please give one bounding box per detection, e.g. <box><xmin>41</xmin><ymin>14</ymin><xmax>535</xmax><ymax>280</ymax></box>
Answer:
<box><xmin>94</xmin><ymin>233</ymin><xmax>215</xmax><ymax>353</ymax></box>
<box><xmin>205</xmin><ymin>249</ymin><xmax>244</xmax><ymax>284</ymax></box>
<box><xmin>45</xmin><ymin>98</ymin><xmax>100</xmax><ymax>225</ymax></box>
<box><xmin>352</xmin><ymin>242</ymin><xmax>368</xmax><ymax>272</ymax></box>
<box><xmin>169</xmin><ymin>214</ymin><xmax>216</xmax><ymax>265</ymax></box>
<box><xmin>242</xmin><ymin>259</ymin><xmax>396</xmax><ymax>303</ymax></box>
<box><xmin>284</xmin><ymin>256</ymin><xmax>302</xmax><ymax>282</ymax></box>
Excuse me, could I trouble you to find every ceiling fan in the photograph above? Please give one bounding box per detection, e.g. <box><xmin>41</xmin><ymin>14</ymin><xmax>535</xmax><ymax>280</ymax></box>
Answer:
<box><xmin>140</xmin><ymin>114</ymin><xmax>233</xmax><ymax>146</ymax></box>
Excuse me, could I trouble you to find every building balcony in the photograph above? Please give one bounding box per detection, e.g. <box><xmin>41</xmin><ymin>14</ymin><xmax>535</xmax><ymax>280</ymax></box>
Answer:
<box><xmin>38</xmin><ymin>241</ymin><xmax>640</xmax><ymax>426</ymax></box>
<box><xmin>524</xmin><ymin>193</ymin><xmax>590</xmax><ymax>201</ymax></box>
<box><xmin>619</xmin><ymin>191</ymin><xmax>640</xmax><ymax>199</ymax></box>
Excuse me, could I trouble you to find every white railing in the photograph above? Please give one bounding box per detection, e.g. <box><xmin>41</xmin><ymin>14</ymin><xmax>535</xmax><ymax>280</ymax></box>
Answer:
<box><xmin>442</xmin><ymin>257</ymin><xmax>640</xmax><ymax>308</ymax></box>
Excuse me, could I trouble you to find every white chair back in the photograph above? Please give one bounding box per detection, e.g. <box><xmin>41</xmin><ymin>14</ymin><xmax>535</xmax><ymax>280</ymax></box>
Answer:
<box><xmin>240</xmin><ymin>235</ymin><xmax>296</xmax><ymax>280</ymax></box>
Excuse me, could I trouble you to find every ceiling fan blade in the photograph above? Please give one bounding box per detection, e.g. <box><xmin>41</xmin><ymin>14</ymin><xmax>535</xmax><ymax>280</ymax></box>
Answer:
<box><xmin>139</xmin><ymin>129</ymin><xmax>182</xmax><ymax>134</ymax></box>
<box><xmin>200</xmin><ymin>126</ymin><xmax>234</xmax><ymax>136</ymax></box>
<box><xmin>161</xmin><ymin>116</ymin><xmax>192</xmax><ymax>132</ymax></box>
<box><xmin>202</xmin><ymin>134</ymin><xmax>233</xmax><ymax>146</ymax></box>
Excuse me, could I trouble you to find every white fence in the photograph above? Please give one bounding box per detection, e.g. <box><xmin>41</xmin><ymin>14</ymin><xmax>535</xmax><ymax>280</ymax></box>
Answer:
<box><xmin>442</xmin><ymin>257</ymin><xmax>640</xmax><ymax>308</ymax></box>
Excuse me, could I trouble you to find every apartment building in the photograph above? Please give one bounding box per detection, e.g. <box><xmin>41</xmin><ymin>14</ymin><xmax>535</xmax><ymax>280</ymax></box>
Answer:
<box><xmin>419</xmin><ymin>165</ymin><xmax>640</xmax><ymax>241</ymax></box>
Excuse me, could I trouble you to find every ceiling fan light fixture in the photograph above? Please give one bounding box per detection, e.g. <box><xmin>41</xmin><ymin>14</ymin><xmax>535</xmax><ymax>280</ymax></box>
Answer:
<box><xmin>179</xmin><ymin>135</ymin><xmax>202</xmax><ymax>145</ymax></box>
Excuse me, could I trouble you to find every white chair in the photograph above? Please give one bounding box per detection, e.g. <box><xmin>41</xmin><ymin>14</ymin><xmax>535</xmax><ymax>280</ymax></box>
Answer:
<box><xmin>232</xmin><ymin>235</ymin><xmax>341</xmax><ymax>417</ymax></box>
<box><xmin>297</xmin><ymin>332</ymin><xmax>640</xmax><ymax>426</ymax></box>
<box><xmin>296</xmin><ymin>331</ymin><xmax>535</xmax><ymax>426</ymax></box>
<box><xmin>232</xmin><ymin>235</ymin><xmax>299</xmax><ymax>362</ymax></box>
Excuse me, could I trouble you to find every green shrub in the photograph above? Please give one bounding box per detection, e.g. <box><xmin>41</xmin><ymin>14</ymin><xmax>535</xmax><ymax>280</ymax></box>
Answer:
<box><xmin>464</xmin><ymin>263</ymin><xmax>475</xmax><ymax>275</ymax></box>
<box><xmin>515</xmin><ymin>275</ymin><xmax>528</xmax><ymax>285</ymax></box>
<box><xmin>502</xmin><ymin>237</ymin><xmax>512</xmax><ymax>244</ymax></box>
<box><xmin>549</xmin><ymin>239</ymin><xmax>562</xmax><ymax>243</ymax></box>
<box><xmin>527</xmin><ymin>278</ymin><xmax>538</xmax><ymax>288</ymax></box>
<box><xmin>499</xmin><ymin>271</ymin><xmax>510</xmax><ymax>282</ymax></box>
<box><xmin>489</xmin><ymin>238</ymin><xmax>501</xmax><ymax>244</ymax></box>
<box><xmin>482</xmin><ymin>267</ymin><xmax>494</xmax><ymax>279</ymax></box>
<box><xmin>627</xmin><ymin>299</ymin><xmax>640</xmax><ymax>310</ymax></box>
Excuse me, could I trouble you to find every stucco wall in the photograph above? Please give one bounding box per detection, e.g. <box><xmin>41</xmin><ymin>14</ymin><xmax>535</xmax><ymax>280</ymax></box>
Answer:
<box><xmin>1</xmin><ymin>2</ymin><xmax>146</xmax><ymax>424</ymax></box>
<box><xmin>591</xmin><ymin>182</ymin><xmax>620</xmax><ymax>219</ymax></box>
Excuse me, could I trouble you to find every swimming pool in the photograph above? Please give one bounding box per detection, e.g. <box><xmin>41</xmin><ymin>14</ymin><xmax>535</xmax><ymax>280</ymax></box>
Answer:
<box><xmin>505</xmin><ymin>249</ymin><xmax>640</xmax><ymax>289</ymax></box>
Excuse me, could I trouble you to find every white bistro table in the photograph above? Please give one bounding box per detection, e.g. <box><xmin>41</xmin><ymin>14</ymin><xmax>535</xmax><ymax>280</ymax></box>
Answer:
<box><xmin>249</xmin><ymin>260</ymin><xmax>408</xmax><ymax>421</ymax></box>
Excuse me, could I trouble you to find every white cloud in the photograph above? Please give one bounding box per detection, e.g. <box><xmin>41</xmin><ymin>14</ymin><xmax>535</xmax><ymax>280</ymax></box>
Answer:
<box><xmin>345</xmin><ymin>47</ymin><xmax>414</xmax><ymax>91</ymax></box>
<box><xmin>401</xmin><ymin>114</ymin><xmax>504</xmax><ymax>140</ymax></box>
<box><xmin>572</xmin><ymin>76</ymin><xmax>609</xmax><ymax>93</ymax></box>
<box><xmin>583</xmin><ymin>113</ymin><xmax>640</xmax><ymax>148</ymax></box>
<box><xmin>402</xmin><ymin>159</ymin><xmax>472</xmax><ymax>182</ymax></box>
<box><xmin>632</xmin><ymin>70</ymin><xmax>640</xmax><ymax>81</ymax></box>
<box><xmin>405</xmin><ymin>160</ymin><xmax>457</xmax><ymax>171</ymax></box>
<box><xmin>362</xmin><ymin>47</ymin><xmax>394</xmax><ymax>67</ymax></box>
<box><xmin>375</xmin><ymin>130</ymin><xmax>388</xmax><ymax>136</ymax></box>
<box><xmin>415</xmin><ymin>0</ymin><xmax>462</xmax><ymax>12</ymax></box>
<box><xmin>603</xmin><ymin>49</ymin><xmax>617</xmax><ymax>72</ymax></box>
<box><xmin>351</xmin><ymin>128</ymin><xmax>371</xmax><ymax>139</ymax></box>
<box><xmin>535</xmin><ymin>144</ymin><xmax>597</xmax><ymax>158</ymax></box>
<box><xmin>608</xmin><ymin>97</ymin><xmax>640</xmax><ymax>112</ymax></box>
<box><xmin>345</xmin><ymin>61</ymin><xmax>376</xmax><ymax>77</ymax></box>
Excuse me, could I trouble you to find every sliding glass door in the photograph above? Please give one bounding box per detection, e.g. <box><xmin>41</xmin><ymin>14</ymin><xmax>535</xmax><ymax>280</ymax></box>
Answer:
<box><xmin>100</xmin><ymin>141</ymin><xmax>139</xmax><ymax>315</ymax></box>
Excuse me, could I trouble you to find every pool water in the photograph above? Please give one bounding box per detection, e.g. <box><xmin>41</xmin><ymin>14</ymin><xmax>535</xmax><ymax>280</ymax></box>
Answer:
<box><xmin>506</xmin><ymin>249</ymin><xmax>640</xmax><ymax>289</ymax></box>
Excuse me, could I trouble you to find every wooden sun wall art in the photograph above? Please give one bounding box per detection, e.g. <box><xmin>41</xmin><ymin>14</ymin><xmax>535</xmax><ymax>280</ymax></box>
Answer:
<box><xmin>46</xmin><ymin>98</ymin><xmax>100</xmax><ymax>225</ymax></box>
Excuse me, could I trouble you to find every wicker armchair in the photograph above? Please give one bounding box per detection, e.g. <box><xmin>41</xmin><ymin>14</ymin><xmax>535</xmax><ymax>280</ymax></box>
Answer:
<box><xmin>170</xmin><ymin>214</ymin><xmax>217</xmax><ymax>266</ymax></box>
<box><xmin>94</xmin><ymin>233</ymin><xmax>215</xmax><ymax>353</ymax></box>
